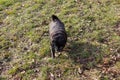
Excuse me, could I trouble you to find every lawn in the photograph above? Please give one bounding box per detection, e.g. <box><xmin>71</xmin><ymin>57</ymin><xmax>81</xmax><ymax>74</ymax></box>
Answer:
<box><xmin>0</xmin><ymin>0</ymin><xmax>120</xmax><ymax>80</ymax></box>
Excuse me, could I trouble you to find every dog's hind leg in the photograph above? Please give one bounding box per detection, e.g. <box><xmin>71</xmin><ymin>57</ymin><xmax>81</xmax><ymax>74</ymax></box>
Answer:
<box><xmin>51</xmin><ymin>43</ymin><xmax>55</xmax><ymax>58</ymax></box>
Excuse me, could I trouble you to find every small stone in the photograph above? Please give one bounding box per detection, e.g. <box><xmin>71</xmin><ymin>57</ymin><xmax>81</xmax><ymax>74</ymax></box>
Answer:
<box><xmin>21</xmin><ymin>71</ymin><xmax>25</xmax><ymax>74</ymax></box>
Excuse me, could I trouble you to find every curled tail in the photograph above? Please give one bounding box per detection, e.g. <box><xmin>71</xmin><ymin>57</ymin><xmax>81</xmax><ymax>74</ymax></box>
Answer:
<box><xmin>52</xmin><ymin>15</ymin><xmax>59</xmax><ymax>22</ymax></box>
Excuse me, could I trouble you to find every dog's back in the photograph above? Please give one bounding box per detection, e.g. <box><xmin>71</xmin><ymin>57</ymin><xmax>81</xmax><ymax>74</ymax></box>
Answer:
<box><xmin>49</xmin><ymin>15</ymin><xmax>67</xmax><ymax>58</ymax></box>
<box><xmin>49</xmin><ymin>15</ymin><xmax>65</xmax><ymax>36</ymax></box>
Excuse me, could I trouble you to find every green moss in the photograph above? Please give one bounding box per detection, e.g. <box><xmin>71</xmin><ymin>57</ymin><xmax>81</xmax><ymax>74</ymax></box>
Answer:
<box><xmin>0</xmin><ymin>77</ymin><xmax>6</xmax><ymax>80</ymax></box>
<box><xmin>0</xmin><ymin>0</ymin><xmax>14</xmax><ymax>6</ymax></box>
<box><xmin>100</xmin><ymin>76</ymin><xmax>109</xmax><ymax>80</ymax></box>
<box><xmin>39</xmin><ymin>38</ymin><xmax>50</xmax><ymax>58</ymax></box>
<box><xmin>41</xmin><ymin>66</ymin><xmax>50</xmax><ymax>80</ymax></box>
<box><xmin>8</xmin><ymin>66</ymin><xmax>19</xmax><ymax>75</ymax></box>
<box><xmin>116</xmin><ymin>62</ymin><xmax>120</xmax><ymax>69</ymax></box>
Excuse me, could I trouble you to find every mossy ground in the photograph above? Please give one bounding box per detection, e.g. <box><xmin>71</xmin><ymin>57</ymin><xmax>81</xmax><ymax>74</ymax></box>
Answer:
<box><xmin>0</xmin><ymin>0</ymin><xmax>120</xmax><ymax>80</ymax></box>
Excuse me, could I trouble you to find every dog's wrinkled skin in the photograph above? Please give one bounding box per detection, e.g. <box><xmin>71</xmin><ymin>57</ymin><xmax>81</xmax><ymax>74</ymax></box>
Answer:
<box><xmin>49</xmin><ymin>15</ymin><xmax>67</xmax><ymax>58</ymax></box>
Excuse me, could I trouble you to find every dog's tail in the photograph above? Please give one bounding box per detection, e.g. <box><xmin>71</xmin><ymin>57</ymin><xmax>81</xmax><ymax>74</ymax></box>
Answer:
<box><xmin>52</xmin><ymin>15</ymin><xmax>59</xmax><ymax>22</ymax></box>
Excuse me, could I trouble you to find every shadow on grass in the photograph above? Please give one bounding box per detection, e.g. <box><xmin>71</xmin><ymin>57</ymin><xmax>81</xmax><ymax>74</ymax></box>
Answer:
<box><xmin>67</xmin><ymin>40</ymin><xmax>103</xmax><ymax>70</ymax></box>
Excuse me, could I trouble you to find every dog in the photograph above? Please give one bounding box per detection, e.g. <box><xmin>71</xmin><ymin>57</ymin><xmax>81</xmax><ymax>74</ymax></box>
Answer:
<box><xmin>49</xmin><ymin>15</ymin><xmax>67</xmax><ymax>58</ymax></box>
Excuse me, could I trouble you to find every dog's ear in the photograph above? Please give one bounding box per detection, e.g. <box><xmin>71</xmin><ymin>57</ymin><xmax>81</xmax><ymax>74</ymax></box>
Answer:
<box><xmin>52</xmin><ymin>15</ymin><xmax>59</xmax><ymax>22</ymax></box>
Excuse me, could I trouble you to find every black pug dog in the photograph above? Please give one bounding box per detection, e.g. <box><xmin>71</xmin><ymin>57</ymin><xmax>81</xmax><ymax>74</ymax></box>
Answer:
<box><xmin>49</xmin><ymin>15</ymin><xmax>67</xmax><ymax>58</ymax></box>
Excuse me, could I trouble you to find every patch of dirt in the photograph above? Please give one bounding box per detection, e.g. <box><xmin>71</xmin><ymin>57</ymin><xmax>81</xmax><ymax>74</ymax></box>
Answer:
<box><xmin>99</xmin><ymin>53</ymin><xmax>120</xmax><ymax>80</ymax></box>
<box><xmin>114</xmin><ymin>21</ymin><xmax>120</xmax><ymax>36</ymax></box>
<box><xmin>0</xmin><ymin>22</ymin><xmax>3</xmax><ymax>28</ymax></box>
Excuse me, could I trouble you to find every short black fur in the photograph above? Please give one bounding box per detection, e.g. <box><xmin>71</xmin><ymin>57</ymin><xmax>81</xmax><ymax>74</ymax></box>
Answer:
<box><xmin>49</xmin><ymin>15</ymin><xmax>67</xmax><ymax>58</ymax></box>
<box><xmin>52</xmin><ymin>15</ymin><xmax>59</xmax><ymax>22</ymax></box>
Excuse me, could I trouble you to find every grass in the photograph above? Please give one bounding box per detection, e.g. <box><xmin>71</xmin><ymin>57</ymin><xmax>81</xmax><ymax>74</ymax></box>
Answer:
<box><xmin>0</xmin><ymin>0</ymin><xmax>120</xmax><ymax>80</ymax></box>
